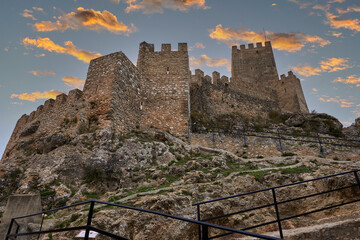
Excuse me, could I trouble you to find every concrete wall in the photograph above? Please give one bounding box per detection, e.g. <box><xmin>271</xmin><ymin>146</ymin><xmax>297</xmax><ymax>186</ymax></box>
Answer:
<box><xmin>137</xmin><ymin>42</ymin><xmax>190</xmax><ymax>138</ymax></box>
<box><xmin>0</xmin><ymin>194</ymin><xmax>42</xmax><ymax>240</ymax></box>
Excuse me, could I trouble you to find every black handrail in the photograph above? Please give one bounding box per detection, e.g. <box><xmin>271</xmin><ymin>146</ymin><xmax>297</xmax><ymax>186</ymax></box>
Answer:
<box><xmin>193</xmin><ymin>169</ymin><xmax>360</xmax><ymax>239</ymax></box>
<box><xmin>6</xmin><ymin>200</ymin><xmax>282</xmax><ymax>240</ymax></box>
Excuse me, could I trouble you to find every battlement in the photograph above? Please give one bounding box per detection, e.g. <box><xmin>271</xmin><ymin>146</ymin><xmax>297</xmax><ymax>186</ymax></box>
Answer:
<box><xmin>139</xmin><ymin>41</ymin><xmax>188</xmax><ymax>53</ymax></box>
<box><xmin>233</xmin><ymin>41</ymin><xmax>272</xmax><ymax>51</ymax></box>
<box><xmin>191</xmin><ymin>69</ymin><xmax>230</xmax><ymax>86</ymax></box>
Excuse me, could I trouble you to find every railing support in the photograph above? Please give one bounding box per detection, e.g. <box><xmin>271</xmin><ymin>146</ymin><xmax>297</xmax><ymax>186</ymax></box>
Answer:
<box><xmin>277</xmin><ymin>129</ymin><xmax>283</xmax><ymax>152</ymax></box>
<box><xmin>197</xmin><ymin>205</ymin><xmax>202</xmax><ymax>240</ymax></box>
<box><xmin>271</xmin><ymin>188</ymin><xmax>284</xmax><ymax>239</ymax></box>
<box><xmin>5</xmin><ymin>218</ymin><xmax>14</xmax><ymax>240</ymax></box>
<box><xmin>242</xmin><ymin>126</ymin><xmax>248</xmax><ymax>147</ymax></box>
<box><xmin>37</xmin><ymin>213</ymin><xmax>45</xmax><ymax>240</ymax></box>
<box><xmin>317</xmin><ymin>133</ymin><xmax>325</xmax><ymax>157</ymax></box>
<box><xmin>85</xmin><ymin>201</ymin><xmax>95</xmax><ymax>240</ymax></box>
<box><xmin>202</xmin><ymin>225</ymin><xmax>209</xmax><ymax>240</ymax></box>
<box><xmin>353</xmin><ymin>171</ymin><xmax>360</xmax><ymax>191</ymax></box>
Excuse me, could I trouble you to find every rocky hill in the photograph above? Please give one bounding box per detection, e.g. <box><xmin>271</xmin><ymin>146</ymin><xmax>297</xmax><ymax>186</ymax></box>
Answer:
<box><xmin>1</xmin><ymin>114</ymin><xmax>360</xmax><ymax>239</ymax></box>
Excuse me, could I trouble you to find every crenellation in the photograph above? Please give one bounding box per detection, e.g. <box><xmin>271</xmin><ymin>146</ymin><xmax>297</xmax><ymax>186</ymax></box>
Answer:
<box><xmin>28</xmin><ymin>111</ymin><xmax>36</xmax><ymax>122</ymax></box>
<box><xmin>68</xmin><ymin>89</ymin><xmax>83</xmax><ymax>103</ymax></box>
<box><xmin>240</xmin><ymin>44</ymin><xmax>246</xmax><ymax>50</ymax></box>
<box><xmin>256</xmin><ymin>42</ymin><xmax>262</xmax><ymax>48</ymax></box>
<box><xmin>161</xmin><ymin>43</ymin><xmax>171</xmax><ymax>52</ymax></box>
<box><xmin>204</xmin><ymin>75</ymin><xmax>211</xmax><ymax>83</ymax></box>
<box><xmin>248</xmin><ymin>43</ymin><xmax>254</xmax><ymax>49</ymax></box>
<box><xmin>54</xmin><ymin>94</ymin><xmax>68</xmax><ymax>107</ymax></box>
<box><xmin>212</xmin><ymin>71</ymin><xmax>220</xmax><ymax>84</ymax></box>
<box><xmin>43</xmin><ymin>99</ymin><xmax>55</xmax><ymax>112</ymax></box>
<box><xmin>34</xmin><ymin>105</ymin><xmax>44</xmax><ymax>118</ymax></box>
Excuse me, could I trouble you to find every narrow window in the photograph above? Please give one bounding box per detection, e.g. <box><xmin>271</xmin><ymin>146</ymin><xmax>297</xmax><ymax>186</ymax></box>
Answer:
<box><xmin>166</xmin><ymin>67</ymin><xmax>170</xmax><ymax>75</ymax></box>
<box><xmin>284</xmin><ymin>88</ymin><xmax>286</xmax><ymax>93</ymax></box>
<box><xmin>140</xmin><ymin>101</ymin><xmax>143</xmax><ymax>110</ymax></box>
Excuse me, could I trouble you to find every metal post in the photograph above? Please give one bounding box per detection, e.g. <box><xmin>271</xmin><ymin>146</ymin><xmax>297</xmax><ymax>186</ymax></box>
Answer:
<box><xmin>197</xmin><ymin>205</ymin><xmax>202</xmax><ymax>240</ymax></box>
<box><xmin>85</xmin><ymin>201</ymin><xmax>95</xmax><ymax>240</ymax></box>
<box><xmin>317</xmin><ymin>133</ymin><xmax>325</xmax><ymax>157</ymax></box>
<box><xmin>202</xmin><ymin>225</ymin><xmax>209</xmax><ymax>240</ymax></box>
<box><xmin>5</xmin><ymin>218</ymin><xmax>14</xmax><ymax>240</ymax></box>
<box><xmin>37</xmin><ymin>213</ymin><xmax>45</xmax><ymax>240</ymax></box>
<box><xmin>271</xmin><ymin>188</ymin><xmax>284</xmax><ymax>239</ymax></box>
<box><xmin>353</xmin><ymin>171</ymin><xmax>360</xmax><ymax>191</ymax></box>
<box><xmin>242</xmin><ymin>126</ymin><xmax>248</xmax><ymax>147</ymax></box>
<box><xmin>277</xmin><ymin>129</ymin><xmax>283</xmax><ymax>152</ymax></box>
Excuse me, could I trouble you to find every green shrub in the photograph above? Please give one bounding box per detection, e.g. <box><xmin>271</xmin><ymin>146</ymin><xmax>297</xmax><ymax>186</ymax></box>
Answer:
<box><xmin>83</xmin><ymin>167</ymin><xmax>105</xmax><ymax>184</ymax></box>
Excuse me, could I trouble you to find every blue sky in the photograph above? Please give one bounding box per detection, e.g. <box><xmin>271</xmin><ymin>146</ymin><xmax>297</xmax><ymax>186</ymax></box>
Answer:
<box><xmin>1</xmin><ymin>0</ymin><xmax>360</xmax><ymax>157</ymax></box>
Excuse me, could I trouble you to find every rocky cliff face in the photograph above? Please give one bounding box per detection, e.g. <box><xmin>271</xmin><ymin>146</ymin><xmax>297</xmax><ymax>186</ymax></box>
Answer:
<box><xmin>1</xmin><ymin>121</ymin><xmax>360</xmax><ymax>239</ymax></box>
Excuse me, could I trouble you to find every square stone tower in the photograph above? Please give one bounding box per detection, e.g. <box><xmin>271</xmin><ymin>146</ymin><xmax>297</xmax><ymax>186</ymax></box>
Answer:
<box><xmin>231</xmin><ymin>41</ymin><xmax>279</xmax><ymax>86</ymax></box>
<box><xmin>137</xmin><ymin>42</ymin><xmax>190</xmax><ymax>138</ymax></box>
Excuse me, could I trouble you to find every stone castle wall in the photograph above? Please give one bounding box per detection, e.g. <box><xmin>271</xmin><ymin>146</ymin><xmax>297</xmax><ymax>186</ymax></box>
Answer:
<box><xmin>84</xmin><ymin>51</ymin><xmax>143</xmax><ymax>133</ymax></box>
<box><xmin>190</xmin><ymin>70</ymin><xmax>280</xmax><ymax>121</ymax></box>
<box><xmin>2</xmin><ymin>89</ymin><xmax>87</xmax><ymax>160</ymax></box>
<box><xmin>231</xmin><ymin>41</ymin><xmax>279</xmax><ymax>86</ymax></box>
<box><xmin>137</xmin><ymin>42</ymin><xmax>190</xmax><ymax>138</ymax></box>
<box><xmin>277</xmin><ymin>71</ymin><xmax>309</xmax><ymax>113</ymax></box>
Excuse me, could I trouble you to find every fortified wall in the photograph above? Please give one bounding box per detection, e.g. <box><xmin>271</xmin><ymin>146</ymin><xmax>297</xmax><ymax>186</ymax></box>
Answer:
<box><xmin>2</xmin><ymin>40</ymin><xmax>309</xmax><ymax>160</ymax></box>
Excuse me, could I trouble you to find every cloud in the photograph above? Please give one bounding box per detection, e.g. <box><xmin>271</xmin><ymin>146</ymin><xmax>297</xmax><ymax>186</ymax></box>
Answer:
<box><xmin>124</xmin><ymin>0</ymin><xmax>209</xmax><ymax>14</ymax></box>
<box><xmin>337</xmin><ymin>6</ymin><xmax>360</xmax><ymax>14</ymax></box>
<box><xmin>35</xmin><ymin>53</ymin><xmax>46</xmax><ymax>57</ymax></box>
<box><xmin>23</xmin><ymin>37</ymin><xmax>101</xmax><ymax>63</ymax></box>
<box><xmin>62</xmin><ymin>76</ymin><xmax>86</xmax><ymax>89</ymax></box>
<box><xmin>4</xmin><ymin>48</ymin><xmax>8</xmax><ymax>52</ymax></box>
<box><xmin>190</xmin><ymin>54</ymin><xmax>230</xmax><ymax>71</ymax></box>
<box><xmin>331</xmin><ymin>31</ymin><xmax>343</xmax><ymax>37</ymax></box>
<box><xmin>11</xmin><ymin>90</ymin><xmax>64</xmax><ymax>102</ymax></box>
<box><xmin>32</xmin><ymin>7</ymin><xmax>44</xmax><ymax>13</ymax></box>
<box><xmin>209</xmin><ymin>24</ymin><xmax>330</xmax><ymax>52</ymax></box>
<box><xmin>189</xmin><ymin>42</ymin><xmax>205</xmax><ymax>51</ymax></box>
<box><xmin>21</xmin><ymin>9</ymin><xmax>36</xmax><ymax>21</ymax></box>
<box><xmin>326</xmin><ymin>12</ymin><xmax>360</xmax><ymax>32</ymax></box>
<box><xmin>11</xmin><ymin>102</ymin><xmax>24</xmax><ymax>105</ymax></box>
<box><xmin>292</xmin><ymin>65</ymin><xmax>322</xmax><ymax>77</ymax></box>
<box><xmin>319</xmin><ymin>96</ymin><xmax>354</xmax><ymax>108</ymax></box>
<box><xmin>272</xmin><ymin>3</ymin><xmax>277</xmax><ymax>6</ymax></box>
<box><xmin>293</xmin><ymin>57</ymin><xmax>350</xmax><ymax>77</ymax></box>
<box><xmin>312</xmin><ymin>88</ymin><xmax>318</xmax><ymax>92</ymax></box>
<box><xmin>110</xmin><ymin>0</ymin><xmax>121</xmax><ymax>3</ymax></box>
<box><xmin>288</xmin><ymin>0</ymin><xmax>312</xmax><ymax>9</ymax></box>
<box><xmin>34</xmin><ymin>7</ymin><xmax>137</xmax><ymax>35</ymax></box>
<box><xmin>333</xmin><ymin>75</ymin><xmax>360</xmax><ymax>87</ymax></box>
<box><xmin>320</xmin><ymin>57</ymin><xmax>351</xmax><ymax>72</ymax></box>
<box><xmin>328</xmin><ymin>0</ymin><xmax>346</xmax><ymax>4</ymax></box>
<box><xmin>30</xmin><ymin>70</ymin><xmax>56</xmax><ymax>76</ymax></box>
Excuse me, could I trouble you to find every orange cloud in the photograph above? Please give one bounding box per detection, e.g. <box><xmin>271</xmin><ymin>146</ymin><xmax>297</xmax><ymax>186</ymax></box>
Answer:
<box><xmin>320</xmin><ymin>57</ymin><xmax>351</xmax><ymax>72</ymax></box>
<box><xmin>326</xmin><ymin>12</ymin><xmax>360</xmax><ymax>32</ymax></box>
<box><xmin>312</xmin><ymin>88</ymin><xmax>318</xmax><ymax>92</ymax></box>
<box><xmin>292</xmin><ymin>65</ymin><xmax>322</xmax><ymax>77</ymax></box>
<box><xmin>11</xmin><ymin>90</ymin><xmax>64</xmax><ymax>102</ymax></box>
<box><xmin>331</xmin><ymin>31</ymin><xmax>343</xmax><ymax>37</ymax></box>
<box><xmin>124</xmin><ymin>0</ymin><xmax>209</xmax><ymax>14</ymax></box>
<box><xmin>319</xmin><ymin>96</ymin><xmax>354</xmax><ymax>108</ymax></box>
<box><xmin>34</xmin><ymin>7</ymin><xmax>136</xmax><ymax>35</ymax></box>
<box><xmin>30</xmin><ymin>70</ymin><xmax>56</xmax><ymax>76</ymax></box>
<box><xmin>292</xmin><ymin>57</ymin><xmax>350</xmax><ymax>77</ymax></box>
<box><xmin>337</xmin><ymin>6</ymin><xmax>360</xmax><ymax>14</ymax></box>
<box><xmin>62</xmin><ymin>76</ymin><xmax>86</xmax><ymax>89</ymax></box>
<box><xmin>189</xmin><ymin>42</ymin><xmax>205</xmax><ymax>51</ymax></box>
<box><xmin>21</xmin><ymin>9</ymin><xmax>36</xmax><ymax>21</ymax></box>
<box><xmin>23</xmin><ymin>37</ymin><xmax>101</xmax><ymax>63</ymax></box>
<box><xmin>333</xmin><ymin>75</ymin><xmax>360</xmax><ymax>87</ymax></box>
<box><xmin>209</xmin><ymin>24</ymin><xmax>330</xmax><ymax>52</ymax></box>
<box><xmin>190</xmin><ymin>55</ymin><xmax>230</xmax><ymax>71</ymax></box>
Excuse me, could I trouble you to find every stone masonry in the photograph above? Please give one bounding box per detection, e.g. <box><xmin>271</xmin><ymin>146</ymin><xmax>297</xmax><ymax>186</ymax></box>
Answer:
<box><xmin>2</xmin><ymin>41</ymin><xmax>309</xmax><ymax>160</ymax></box>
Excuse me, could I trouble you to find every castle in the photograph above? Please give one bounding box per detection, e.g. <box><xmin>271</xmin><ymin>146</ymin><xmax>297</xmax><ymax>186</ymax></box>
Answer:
<box><xmin>2</xmin><ymin>41</ymin><xmax>308</xmax><ymax>160</ymax></box>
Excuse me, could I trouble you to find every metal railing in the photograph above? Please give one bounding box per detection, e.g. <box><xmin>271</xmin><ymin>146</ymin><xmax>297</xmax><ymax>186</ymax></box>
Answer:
<box><xmin>192</xmin><ymin>124</ymin><xmax>360</xmax><ymax>155</ymax></box>
<box><xmin>6</xmin><ymin>200</ymin><xmax>282</xmax><ymax>240</ymax></box>
<box><xmin>193</xmin><ymin>169</ymin><xmax>360</xmax><ymax>239</ymax></box>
